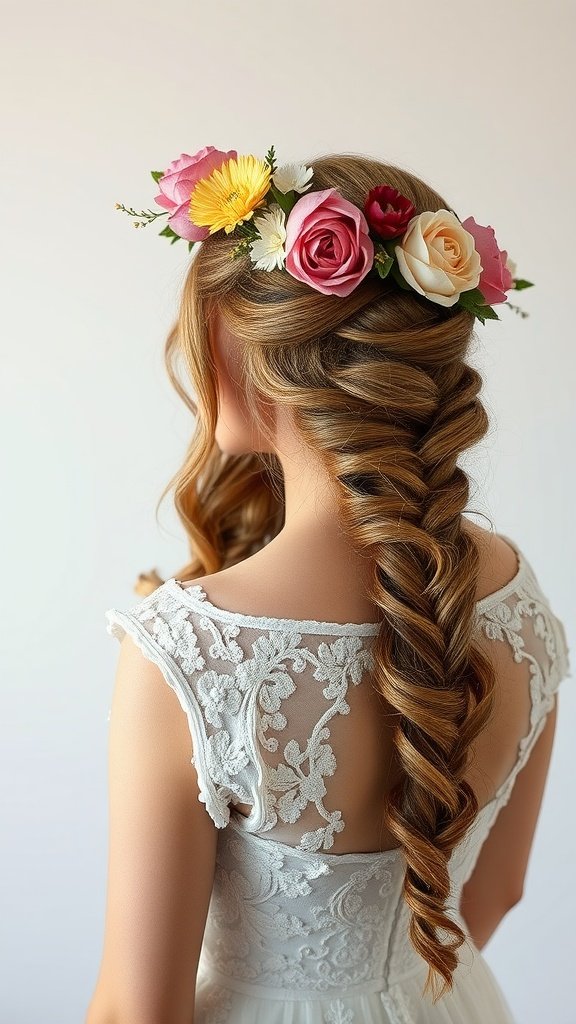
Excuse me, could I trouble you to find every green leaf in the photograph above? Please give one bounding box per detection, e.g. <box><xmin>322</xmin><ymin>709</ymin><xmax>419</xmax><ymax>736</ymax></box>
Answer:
<box><xmin>456</xmin><ymin>290</ymin><xmax>478</xmax><ymax>311</ymax></box>
<box><xmin>375</xmin><ymin>260</ymin><xmax>393</xmax><ymax>281</ymax></box>
<box><xmin>234</xmin><ymin>220</ymin><xmax>258</xmax><ymax>244</ymax></box>
<box><xmin>459</xmin><ymin>286</ymin><xmax>487</xmax><ymax>305</ymax></box>
<box><xmin>158</xmin><ymin>224</ymin><xmax>181</xmax><ymax>242</ymax></box>
<box><xmin>188</xmin><ymin>241</ymin><xmax>196</xmax><ymax>252</ymax></box>
<box><xmin>264</xmin><ymin>144</ymin><xmax>277</xmax><ymax>174</ymax></box>
<box><xmin>389</xmin><ymin>261</ymin><xmax>412</xmax><ymax>291</ymax></box>
<box><xmin>512</xmin><ymin>278</ymin><xmax>534</xmax><ymax>291</ymax></box>
<box><xmin>231</xmin><ymin>239</ymin><xmax>252</xmax><ymax>260</ymax></box>
<box><xmin>268</xmin><ymin>183</ymin><xmax>296</xmax><ymax>217</ymax></box>
<box><xmin>374</xmin><ymin>243</ymin><xmax>394</xmax><ymax>280</ymax></box>
<box><xmin>457</xmin><ymin>289</ymin><xmax>500</xmax><ymax>323</ymax></box>
<box><xmin>151</xmin><ymin>170</ymin><xmax>165</xmax><ymax>183</ymax></box>
<box><xmin>382</xmin><ymin>238</ymin><xmax>399</xmax><ymax>258</ymax></box>
<box><xmin>475</xmin><ymin>306</ymin><xmax>500</xmax><ymax>324</ymax></box>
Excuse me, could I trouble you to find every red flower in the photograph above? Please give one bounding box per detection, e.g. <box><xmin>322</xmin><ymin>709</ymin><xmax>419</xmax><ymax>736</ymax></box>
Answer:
<box><xmin>363</xmin><ymin>185</ymin><xmax>416</xmax><ymax>240</ymax></box>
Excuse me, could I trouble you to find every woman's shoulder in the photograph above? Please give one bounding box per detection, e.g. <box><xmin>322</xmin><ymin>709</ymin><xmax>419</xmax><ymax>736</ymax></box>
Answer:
<box><xmin>460</xmin><ymin>520</ymin><xmax>521</xmax><ymax>605</ymax></box>
<box><xmin>464</xmin><ymin>523</ymin><xmax>570</xmax><ymax>683</ymax></box>
<box><xmin>184</xmin><ymin>521</ymin><xmax>525</xmax><ymax>620</ymax></box>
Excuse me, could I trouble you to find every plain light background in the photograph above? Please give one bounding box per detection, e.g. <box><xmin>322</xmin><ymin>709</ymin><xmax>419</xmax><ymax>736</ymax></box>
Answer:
<box><xmin>1</xmin><ymin>1</ymin><xmax>574</xmax><ymax>1022</ymax></box>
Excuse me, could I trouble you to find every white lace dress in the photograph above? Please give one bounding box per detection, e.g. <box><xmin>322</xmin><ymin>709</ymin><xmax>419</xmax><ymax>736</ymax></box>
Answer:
<box><xmin>105</xmin><ymin>535</ymin><xmax>570</xmax><ymax>1024</ymax></box>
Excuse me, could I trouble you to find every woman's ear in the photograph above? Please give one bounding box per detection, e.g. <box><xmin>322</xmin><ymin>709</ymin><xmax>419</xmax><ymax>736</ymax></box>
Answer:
<box><xmin>207</xmin><ymin>307</ymin><xmax>277</xmax><ymax>456</ymax></box>
<box><xmin>207</xmin><ymin>310</ymin><xmax>256</xmax><ymax>454</ymax></box>
<box><xmin>210</xmin><ymin>313</ymin><xmax>245</xmax><ymax>392</ymax></box>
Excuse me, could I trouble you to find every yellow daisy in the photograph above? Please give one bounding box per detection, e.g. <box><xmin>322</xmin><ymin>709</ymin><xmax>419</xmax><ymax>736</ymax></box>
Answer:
<box><xmin>189</xmin><ymin>154</ymin><xmax>272</xmax><ymax>235</ymax></box>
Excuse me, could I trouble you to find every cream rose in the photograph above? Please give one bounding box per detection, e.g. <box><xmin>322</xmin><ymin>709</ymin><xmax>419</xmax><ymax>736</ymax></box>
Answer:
<box><xmin>395</xmin><ymin>209</ymin><xmax>482</xmax><ymax>307</ymax></box>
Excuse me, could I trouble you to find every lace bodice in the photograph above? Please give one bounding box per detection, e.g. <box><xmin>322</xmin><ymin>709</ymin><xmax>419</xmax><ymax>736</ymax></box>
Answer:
<box><xmin>104</xmin><ymin>535</ymin><xmax>571</xmax><ymax>1018</ymax></box>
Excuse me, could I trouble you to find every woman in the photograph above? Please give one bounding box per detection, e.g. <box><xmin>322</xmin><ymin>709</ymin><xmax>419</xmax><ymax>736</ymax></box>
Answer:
<box><xmin>87</xmin><ymin>148</ymin><xmax>570</xmax><ymax>1023</ymax></box>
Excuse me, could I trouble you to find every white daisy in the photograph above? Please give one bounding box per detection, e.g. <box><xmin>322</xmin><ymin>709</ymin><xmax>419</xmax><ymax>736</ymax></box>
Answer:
<box><xmin>272</xmin><ymin>162</ymin><xmax>314</xmax><ymax>194</ymax></box>
<box><xmin>249</xmin><ymin>204</ymin><xmax>287</xmax><ymax>271</ymax></box>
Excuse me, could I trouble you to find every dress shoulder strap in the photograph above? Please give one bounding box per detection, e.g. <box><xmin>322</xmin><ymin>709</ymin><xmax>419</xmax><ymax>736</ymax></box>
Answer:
<box><xmin>105</xmin><ymin>581</ymin><xmax>256</xmax><ymax>828</ymax></box>
<box><xmin>474</xmin><ymin>542</ymin><xmax>571</xmax><ymax>814</ymax></box>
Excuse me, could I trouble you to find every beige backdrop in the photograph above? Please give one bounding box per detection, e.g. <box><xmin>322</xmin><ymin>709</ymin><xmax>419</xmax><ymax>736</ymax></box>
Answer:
<box><xmin>1</xmin><ymin>1</ymin><xmax>574</xmax><ymax>1021</ymax></box>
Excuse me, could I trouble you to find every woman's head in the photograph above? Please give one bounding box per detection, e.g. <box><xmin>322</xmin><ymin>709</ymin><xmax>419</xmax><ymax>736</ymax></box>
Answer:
<box><xmin>158</xmin><ymin>152</ymin><xmax>496</xmax><ymax>1002</ymax></box>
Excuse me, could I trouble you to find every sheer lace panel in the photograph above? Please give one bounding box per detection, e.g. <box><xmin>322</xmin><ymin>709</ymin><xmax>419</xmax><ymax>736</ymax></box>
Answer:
<box><xmin>104</xmin><ymin>543</ymin><xmax>570</xmax><ymax>857</ymax></box>
<box><xmin>471</xmin><ymin>563</ymin><xmax>570</xmax><ymax>816</ymax></box>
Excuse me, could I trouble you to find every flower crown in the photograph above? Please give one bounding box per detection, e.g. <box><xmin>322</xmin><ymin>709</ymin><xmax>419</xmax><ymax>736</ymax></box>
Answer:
<box><xmin>116</xmin><ymin>144</ymin><xmax>533</xmax><ymax>325</ymax></box>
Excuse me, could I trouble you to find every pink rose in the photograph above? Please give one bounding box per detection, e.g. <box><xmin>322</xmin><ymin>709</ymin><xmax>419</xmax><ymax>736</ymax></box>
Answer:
<box><xmin>460</xmin><ymin>216</ymin><xmax>514</xmax><ymax>305</ymax></box>
<box><xmin>284</xmin><ymin>188</ymin><xmax>374</xmax><ymax>297</ymax></box>
<box><xmin>155</xmin><ymin>146</ymin><xmax>237</xmax><ymax>241</ymax></box>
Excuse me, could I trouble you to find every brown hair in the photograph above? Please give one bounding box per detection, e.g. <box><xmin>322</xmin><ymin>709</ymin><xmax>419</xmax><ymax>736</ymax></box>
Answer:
<box><xmin>151</xmin><ymin>152</ymin><xmax>496</xmax><ymax>1002</ymax></box>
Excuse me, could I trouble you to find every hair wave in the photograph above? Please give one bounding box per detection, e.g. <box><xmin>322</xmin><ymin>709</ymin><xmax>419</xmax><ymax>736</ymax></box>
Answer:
<box><xmin>149</xmin><ymin>152</ymin><xmax>497</xmax><ymax>1002</ymax></box>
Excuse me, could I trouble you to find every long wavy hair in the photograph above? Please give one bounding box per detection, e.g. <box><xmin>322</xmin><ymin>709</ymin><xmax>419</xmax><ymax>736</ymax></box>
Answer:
<box><xmin>147</xmin><ymin>152</ymin><xmax>497</xmax><ymax>1002</ymax></box>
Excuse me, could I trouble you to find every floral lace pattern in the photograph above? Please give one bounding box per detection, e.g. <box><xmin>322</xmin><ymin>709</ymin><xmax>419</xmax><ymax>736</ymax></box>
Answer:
<box><xmin>474</xmin><ymin>570</ymin><xmax>570</xmax><ymax>813</ymax></box>
<box><xmin>200</xmin><ymin>822</ymin><xmax>403</xmax><ymax>991</ymax></box>
<box><xmin>106</xmin><ymin>580</ymin><xmax>378</xmax><ymax>852</ymax></box>
<box><xmin>138</xmin><ymin>588</ymin><xmax>207</xmax><ymax>675</ymax></box>
<box><xmin>324</xmin><ymin>1000</ymin><xmax>354</xmax><ymax>1024</ymax></box>
<box><xmin>104</xmin><ymin>538</ymin><xmax>570</xmax><ymax>1020</ymax></box>
<box><xmin>263</xmin><ymin>634</ymin><xmax>375</xmax><ymax>852</ymax></box>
